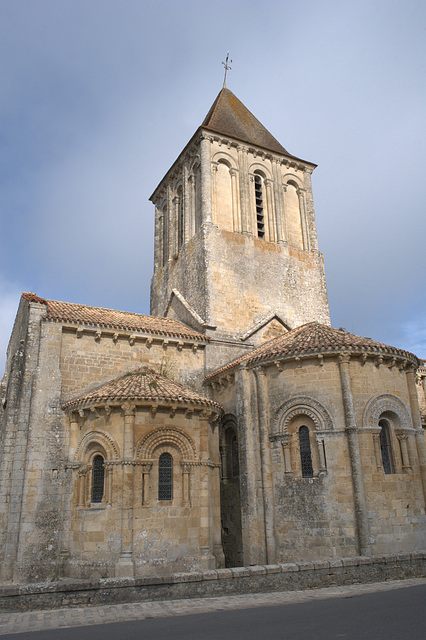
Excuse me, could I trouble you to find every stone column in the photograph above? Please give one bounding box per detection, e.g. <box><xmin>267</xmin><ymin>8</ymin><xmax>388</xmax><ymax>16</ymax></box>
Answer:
<box><xmin>182</xmin><ymin>463</ymin><xmax>191</xmax><ymax>506</ymax></box>
<box><xmin>141</xmin><ymin>463</ymin><xmax>152</xmax><ymax>506</ymax></box>
<box><xmin>297</xmin><ymin>189</ymin><xmax>310</xmax><ymax>251</ymax></box>
<box><xmin>188</xmin><ymin>174</ymin><xmax>196</xmax><ymax>237</ymax></box>
<box><xmin>68</xmin><ymin>413</ymin><xmax>79</xmax><ymax>460</ymax></box>
<box><xmin>272</xmin><ymin>159</ymin><xmax>285</xmax><ymax>242</ymax></box>
<box><xmin>338</xmin><ymin>355</ymin><xmax>370</xmax><ymax>555</ymax></box>
<box><xmin>230</xmin><ymin>168</ymin><xmax>240</xmax><ymax>232</ymax></box>
<box><xmin>253</xmin><ymin>367</ymin><xmax>276</xmax><ymax>564</ymax></box>
<box><xmin>198</xmin><ymin>411</ymin><xmax>217</xmax><ymax>569</ymax></box>
<box><xmin>116</xmin><ymin>402</ymin><xmax>136</xmax><ymax>577</ymax></box>
<box><xmin>183</xmin><ymin>164</ymin><xmax>189</xmax><ymax>244</ymax></box>
<box><xmin>316</xmin><ymin>436</ymin><xmax>327</xmax><ymax>472</ymax></box>
<box><xmin>235</xmin><ymin>367</ymin><xmax>264</xmax><ymax>565</ymax></box>
<box><xmin>372</xmin><ymin>430</ymin><xmax>382</xmax><ymax>469</ymax></box>
<box><xmin>303</xmin><ymin>168</ymin><xmax>319</xmax><ymax>251</ymax></box>
<box><xmin>237</xmin><ymin>146</ymin><xmax>250</xmax><ymax>234</ymax></box>
<box><xmin>397</xmin><ymin>435</ymin><xmax>411</xmax><ymax>469</ymax></box>
<box><xmin>264</xmin><ymin>179</ymin><xmax>276</xmax><ymax>243</ymax></box>
<box><xmin>167</xmin><ymin>185</ymin><xmax>174</xmax><ymax>260</ymax></box>
<box><xmin>281</xmin><ymin>437</ymin><xmax>292</xmax><ymax>474</ymax></box>
<box><xmin>200</xmin><ymin>134</ymin><xmax>213</xmax><ymax>226</ymax></box>
<box><xmin>153</xmin><ymin>204</ymin><xmax>162</xmax><ymax>272</ymax></box>
<box><xmin>406</xmin><ymin>368</ymin><xmax>426</xmax><ymax>498</ymax></box>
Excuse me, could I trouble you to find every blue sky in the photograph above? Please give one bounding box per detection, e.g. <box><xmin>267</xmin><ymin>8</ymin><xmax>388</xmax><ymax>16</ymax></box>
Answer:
<box><xmin>1</xmin><ymin>0</ymin><xmax>425</xmax><ymax>374</ymax></box>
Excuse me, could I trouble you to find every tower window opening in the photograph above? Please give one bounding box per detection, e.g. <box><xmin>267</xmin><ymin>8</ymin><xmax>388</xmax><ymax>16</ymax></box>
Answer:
<box><xmin>254</xmin><ymin>174</ymin><xmax>265</xmax><ymax>238</ymax></box>
<box><xmin>299</xmin><ymin>426</ymin><xmax>314</xmax><ymax>478</ymax></box>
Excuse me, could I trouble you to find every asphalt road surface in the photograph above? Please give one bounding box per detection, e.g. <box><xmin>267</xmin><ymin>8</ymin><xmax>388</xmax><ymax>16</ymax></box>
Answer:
<box><xmin>2</xmin><ymin>583</ymin><xmax>425</xmax><ymax>640</ymax></box>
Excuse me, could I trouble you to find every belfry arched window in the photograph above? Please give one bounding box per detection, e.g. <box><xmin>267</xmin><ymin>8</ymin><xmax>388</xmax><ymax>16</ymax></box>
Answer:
<box><xmin>379</xmin><ymin>420</ymin><xmax>393</xmax><ymax>474</ymax></box>
<box><xmin>91</xmin><ymin>455</ymin><xmax>105</xmax><ymax>503</ymax></box>
<box><xmin>254</xmin><ymin>173</ymin><xmax>265</xmax><ymax>239</ymax></box>
<box><xmin>299</xmin><ymin>426</ymin><xmax>314</xmax><ymax>478</ymax></box>
<box><xmin>162</xmin><ymin>205</ymin><xmax>168</xmax><ymax>266</ymax></box>
<box><xmin>158</xmin><ymin>452</ymin><xmax>173</xmax><ymax>500</ymax></box>
<box><xmin>177</xmin><ymin>186</ymin><xmax>184</xmax><ymax>250</ymax></box>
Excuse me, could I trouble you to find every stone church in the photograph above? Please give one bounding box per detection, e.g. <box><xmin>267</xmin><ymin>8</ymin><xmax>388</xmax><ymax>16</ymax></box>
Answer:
<box><xmin>1</xmin><ymin>87</ymin><xmax>425</xmax><ymax>584</ymax></box>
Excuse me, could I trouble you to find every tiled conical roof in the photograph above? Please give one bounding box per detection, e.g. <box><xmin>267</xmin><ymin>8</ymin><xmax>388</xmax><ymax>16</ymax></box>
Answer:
<box><xmin>202</xmin><ymin>88</ymin><xmax>293</xmax><ymax>157</ymax></box>
<box><xmin>22</xmin><ymin>293</ymin><xmax>206</xmax><ymax>341</ymax></box>
<box><xmin>63</xmin><ymin>367</ymin><xmax>222</xmax><ymax>412</ymax></box>
<box><xmin>206</xmin><ymin>323</ymin><xmax>419</xmax><ymax>380</ymax></box>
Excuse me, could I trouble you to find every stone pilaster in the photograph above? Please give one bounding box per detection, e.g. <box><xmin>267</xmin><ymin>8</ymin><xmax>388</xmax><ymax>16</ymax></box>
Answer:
<box><xmin>237</xmin><ymin>146</ymin><xmax>250</xmax><ymax>234</ymax></box>
<box><xmin>303</xmin><ymin>168</ymin><xmax>319</xmax><ymax>251</ymax></box>
<box><xmin>338</xmin><ymin>354</ymin><xmax>370</xmax><ymax>555</ymax></box>
<box><xmin>272</xmin><ymin>159</ymin><xmax>285</xmax><ymax>243</ymax></box>
<box><xmin>200</xmin><ymin>134</ymin><xmax>213</xmax><ymax>226</ymax></box>
<box><xmin>264</xmin><ymin>178</ymin><xmax>276</xmax><ymax>243</ymax></box>
<box><xmin>253</xmin><ymin>367</ymin><xmax>276</xmax><ymax>564</ymax></box>
<box><xmin>297</xmin><ymin>188</ymin><xmax>310</xmax><ymax>251</ymax></box>
<box><xmin>406</xmin><ymin>368</ymin><xmax>426</xmax><ymax>498</ymax></box>
<box><xmin>235</xmin><ymin>367</ymin><xmax>265</xmax><ymax>565</ymax></box>
<box><xmin>116</xmin><ymin>402</ymin><xmax>136</xmax><ymax>578</ymax></box>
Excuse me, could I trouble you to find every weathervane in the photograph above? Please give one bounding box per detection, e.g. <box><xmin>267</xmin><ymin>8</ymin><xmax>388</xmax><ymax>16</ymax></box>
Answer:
<box><xmin>222</xmin><ymin>52</ymin><xmax>232</xmax><ymax>88</ymax></box>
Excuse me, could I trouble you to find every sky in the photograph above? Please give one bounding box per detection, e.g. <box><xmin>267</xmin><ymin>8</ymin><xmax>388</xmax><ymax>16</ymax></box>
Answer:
<box><xmin>1</xmin><ymin>0</ymin><xmax>425</xmax><ymax>375</ymax></box>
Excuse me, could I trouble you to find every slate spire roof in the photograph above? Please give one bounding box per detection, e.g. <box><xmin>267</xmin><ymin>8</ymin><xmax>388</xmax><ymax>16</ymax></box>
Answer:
<box><xmin>206</xmin><ymin>323</ymin><xmax>419</xmax><ymax>380</ymax></box>
<box><xmin>63</xmin><ymin>367</ymin><xmax>222</xmax><ymax>412</ymax></box>
<box><xmin>201</xmin><ymin>87</ymin><xmax>291</xmax><ymax>156</ymax></box>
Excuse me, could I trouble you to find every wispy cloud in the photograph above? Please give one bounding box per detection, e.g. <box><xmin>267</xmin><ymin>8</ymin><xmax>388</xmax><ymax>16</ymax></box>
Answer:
<box><xmin>402</xmin><ymin>317</ymin><xmax>426</xmax><ymax>360</ymax></box>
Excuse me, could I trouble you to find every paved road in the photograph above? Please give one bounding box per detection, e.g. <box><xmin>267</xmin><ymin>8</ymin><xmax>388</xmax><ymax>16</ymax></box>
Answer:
<box><xmin>0</xmin><ymin>578</ymin><xmax>424</xmax><ymax>638</ymax></box>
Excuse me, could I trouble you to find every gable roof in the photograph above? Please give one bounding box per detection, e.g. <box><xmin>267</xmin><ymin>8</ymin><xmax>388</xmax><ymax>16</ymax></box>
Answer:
<box><xmin>201</xmin><ymin>88</ymin><xmax>290</xmax><ymax>156</ymax></box>
<box><xmin>206</xmin><ymin>322</ymin><xmax>419</xmax><ymax>380</ymax></box>
<box><xmin>22</xmin><ymin>293</ymin><xmax>207</xmax><ymax>341</ymax></box>
<box><xmin>62</xmin><ymin>367</ymin><xmax>222</xmax><ymax>412</ymax></box>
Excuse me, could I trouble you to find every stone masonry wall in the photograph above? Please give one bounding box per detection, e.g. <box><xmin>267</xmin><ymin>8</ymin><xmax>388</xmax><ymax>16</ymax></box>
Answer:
<box><xmin>60</xmin><ymin>325</ymin><xmax>206</xmax><ymax>400</ymax></box>
<box><xmin>0</xmin><ymin>553</ymin><xmax>424</xmax><ymax>612</ymax></box>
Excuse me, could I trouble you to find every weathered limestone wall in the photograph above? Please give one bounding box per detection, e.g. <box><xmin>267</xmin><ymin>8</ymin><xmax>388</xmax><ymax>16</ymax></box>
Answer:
<box><xmin>348</xmin><ymin>359</ymin><xmax>426</xmax><ymax>553</ymax></box>
<box><xmin>151</xmin><ymin>228</ymin><xmax>209</xmax><ymax>323</ymax></box>
<box><xmin>65</xmin><ymin>407</ymin><xmax>222</xmax><ymax>579</ymax></box>
<box><xmin>1</xmin><ymin>553</ymin><xmax>424</xmax><ymax>612</ymax></box>
<box><xmin>150</xmin><ymin>133</ymin><xmax>330</xmax><ymax>342</ymax></box>
<box><xmin>205</xmin><ymin>229</ymin><xmax>330</xmax><ymax>338</ymax></box>
<box><xmin>209</xmin><ymin>355</ymin><xmax>426</xmax><ymax>567</ymax></box>
<box><xmin>0</xmin><ymin>310</ymin><xmax>65</xmax><ymax>584</ymax></box>
<box><xmin>60</xmin><ymin>325</ymin><xmax>206</xmax><ymax>399</ymax></box>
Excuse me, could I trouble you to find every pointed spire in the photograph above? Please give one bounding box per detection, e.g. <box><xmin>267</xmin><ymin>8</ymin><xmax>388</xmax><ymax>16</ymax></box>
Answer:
<box><xmin>202</xmin><ymin>87</ymin><xmax>289</xmax><ymax>156</ymax></box>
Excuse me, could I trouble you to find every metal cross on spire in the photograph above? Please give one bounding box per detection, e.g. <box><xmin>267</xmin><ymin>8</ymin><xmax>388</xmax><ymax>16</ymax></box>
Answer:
<box><xmin>222</xmin><ymin>52</ymin><xmax>232</xmax><ymax>88</ymax></box>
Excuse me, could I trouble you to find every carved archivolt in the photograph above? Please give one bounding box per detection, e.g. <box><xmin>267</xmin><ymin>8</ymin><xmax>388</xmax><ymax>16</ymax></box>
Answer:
<box><xmin>136</xmin><ymin>426</ymin><xmax>197</xmax><ymax>460</ymax></box>
<box><xmin>74</xmin><ymin>428</ymin><xmax>120</xmax><ymax>461</ymax></box>
<box><xmin>282</xmin><ymin>172</ymin><xmax>303</xmax><ymax>188</ymax></box>
<box><xmin>362</xmin><ymin>393</ymin><xmax>412</xmax><ymax>430</ymax></box>
<box><xmin>248</xmin><ymin>162</ymin><xmax>272</xmax><ymax>179</ymax></box>
<box><xmin>273</xmin><ymin>396</ymin><xmax>334</xmax><ymax>435</ymax></box>
<box><xmin>212</xmin><ymin>151</ymin><xmax>238</xmax><ymax>170</ymax></box>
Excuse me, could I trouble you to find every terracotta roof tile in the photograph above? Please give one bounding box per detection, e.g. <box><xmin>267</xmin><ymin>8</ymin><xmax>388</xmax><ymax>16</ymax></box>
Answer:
<box><xmin>63</xmin><ymin>367</ymin><xmax>222</xmax><ymax>412</ymax></box>
<box><xmin>206</xmin><ymin>323</ymin><xmax>419</xmax><ymax>380</ymax></box>
<box><xmin>22</xmin><ymin>293</ymin><xmax>206</xmax><ymax>341</ymax></box>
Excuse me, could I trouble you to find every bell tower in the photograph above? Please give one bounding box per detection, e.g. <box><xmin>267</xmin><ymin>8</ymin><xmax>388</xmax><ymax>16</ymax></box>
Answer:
<box><xmin>150</xmin><ymin>88</ymin><xmax>330</xmax><ymax>350</ymax></box>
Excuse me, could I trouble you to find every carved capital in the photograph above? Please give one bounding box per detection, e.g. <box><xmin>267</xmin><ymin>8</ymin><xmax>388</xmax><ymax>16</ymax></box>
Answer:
<box><xmin>121</xmin><ymin>401</ymin><xmax>136</xmax><ymax>417</ymax></box>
